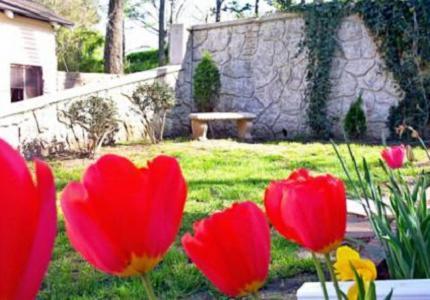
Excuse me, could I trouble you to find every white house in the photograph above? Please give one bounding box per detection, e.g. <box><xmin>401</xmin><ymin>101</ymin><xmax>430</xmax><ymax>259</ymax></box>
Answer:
<box><xmin>0</xmin><ymin>0</ymin><xmax>72</xmax><ymax>110</ymax></box>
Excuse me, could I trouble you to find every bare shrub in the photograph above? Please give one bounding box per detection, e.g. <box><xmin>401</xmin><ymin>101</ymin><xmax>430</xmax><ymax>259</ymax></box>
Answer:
<box><xmin>61</xmin><ymin>95</ymin><xmax>118</xmax><ymax>158</ymax></box>
<box><xmin>127</xmin><ymin>81</ymin><xmax>175</xmax><ymax>143</ymax></box>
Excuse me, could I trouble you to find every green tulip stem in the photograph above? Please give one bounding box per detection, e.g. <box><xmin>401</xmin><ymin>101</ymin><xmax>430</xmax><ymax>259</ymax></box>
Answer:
<box><xmin>324</xmin><ymin>253</ymin><xmax>343</xmax><ymax>300</ymax></box>
<box><xmin>250</xmin><ymin>292</ymin><xmax>262</xmax><ymax>300</ymax></box>
<box><xmin>141</xmin><ymin>273</ymin><xmax>157</xmax><ymax>300</ymax></box>
<box><xmin>312</xmin><ymin>253</ymin><xmax>329</xmax><ymax>300</ymax></box>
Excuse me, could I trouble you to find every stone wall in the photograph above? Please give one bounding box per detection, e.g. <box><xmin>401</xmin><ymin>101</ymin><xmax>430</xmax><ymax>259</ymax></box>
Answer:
<box><xmin>171</xmin><ymin>14</ymin><xmax>402</xmax><ymax>140</ymax></box>
<box><xmin>0</xmin><ymin>66</ymin><xmax>181</xmax><ymax>156</ymax></box>
<box><xmin>57</xmin><ymin>71</ymin><xmax>121</xmax><ymax>91</ymax></box>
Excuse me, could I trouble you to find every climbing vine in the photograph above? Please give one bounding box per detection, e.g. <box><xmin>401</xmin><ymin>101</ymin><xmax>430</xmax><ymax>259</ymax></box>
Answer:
<box><xmin>280</xmin><ymin>1</ymin><xmax>348</xmax><ymax>137</ymax></box>
<box><xmin>276</xmin><ymin>0</ymin><xmax>430</xmax><ymax>139</ymax></box>
<box><xmin>357</xmin><ymin>0</ymin><xmax>430</xmax><ymax>138</ymax></box>
<box><xmin>301</xmin><ymin>2</ymin><xmax>345</xmax><ymax>138</ymax></box>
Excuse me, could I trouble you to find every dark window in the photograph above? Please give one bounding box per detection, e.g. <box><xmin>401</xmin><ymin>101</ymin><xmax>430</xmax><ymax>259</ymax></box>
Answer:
<box><xmin>10</xmin><ymin>64</ymin><xmax>43</xmax><ymax>102</ymax></box>
<box><xmin>10</xmin><ymin>65</ymin><xmax>24</xmax><ymax>102</ymax></box>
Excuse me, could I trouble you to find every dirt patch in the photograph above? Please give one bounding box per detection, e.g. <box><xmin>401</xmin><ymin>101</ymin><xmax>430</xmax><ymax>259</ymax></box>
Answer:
<box><xmin>44</xmin><ymin>140</ymin><xmax>292</xmax><ymax>170</ymax></box>
<box><xmin>261</xmin><ymin>273</ymin><xmax>318</xmax><ymax>299</ymax></box>
<box><xmin>188</xmin><ymin>272</ymin><xmax>317</xmax><ymax>300</ymax></box>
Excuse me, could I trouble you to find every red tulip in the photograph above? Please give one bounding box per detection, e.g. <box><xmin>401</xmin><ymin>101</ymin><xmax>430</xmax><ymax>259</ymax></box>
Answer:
<box><xmin>61</xmin><ymin>154</ymin><xmax>187</xmax><ymax>276</ymax></box>
<box><xmin>264</xmin><ymin>169</ymin><xmax>346</xmax><ymax>253</ymax></box>
<box><xmin>0</xmin><ymin>139</ymin><xmax>57</xmax><ymax>299</ymax></box>
<box><xmin>182</xmin><ymin>201</ymin><xmax>270</xmax><ymax>297</ymax></box>
<box><xmin>381</xmin><ymin>145</ymin><xmax>406</xmax><ymax>169</ymax></box>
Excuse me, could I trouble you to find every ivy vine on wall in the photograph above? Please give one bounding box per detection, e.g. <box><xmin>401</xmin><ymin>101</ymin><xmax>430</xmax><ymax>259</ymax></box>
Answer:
<box><xmin>280</xmin><ymin>1</ymin><xmax>349</xmax><ymax>138</ymax></box>
<box><xmin>301</xmin><ymin>2</ymin><xmax>345</xmax><ymax>138</ymax></box>
<box><xmin>277</xmin><ymin>0</ymin><xmax>430</xmax><ymax>139</ymax></box>
<box><xmin>357</xmin><ymin>0</ymin><xmax>430</xmax><ymax>138</ymax></box>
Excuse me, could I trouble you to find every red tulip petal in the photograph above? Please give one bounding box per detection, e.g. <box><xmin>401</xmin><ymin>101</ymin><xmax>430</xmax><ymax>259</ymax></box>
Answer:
<box><xmin>0</xmin><ymin>140</ymin><xmax>39</xmax><ymax>299</ymax></box>
<box><xmin>61</xmin><ymin>182</ymin><xmax>127</xmax><ymax>274</ymax></box>
<box><xmin>264</xmin><ymin>181</ymin><xmax>303</xmax><ymax>244</ymax></box>
<box><xmin>182</xmin><ymin>202</ymin><xmax>270</xmax><ymax>297</ymax></box>
<box><xmin>381</xmin><ymin>146</ymin><xmax>406</xmax><ymax>169</ymax></box>
<box><xmin>81</xmin><ymin>154</ymin><xmax>147</xmax><ymax>256</ymax></box>
<box><xmin>62</xmin><ymin>154</ymin><xmax>187</xmax><ymax>276</ymax></box>
<box><xmin>183</xmin><ymin>216</ymin><xmax>243</xmax><ymax>296</ymax></box>
<box><xmin>264</xmin><ymin>168</ymin><xmax>313</xmax><ymax>245</ymax></box>
<box><xmin>14</xmin><ymin>160</ymin><xmax>57</xmax><ymax>300</ymax></box>
<box><xmin>80</xmin><ymin>155</ymin><xmax>186</xmax><ymax>259</ymax></box>
<box><xmin>393</xmin><ymin>146</ymin><xmax>406</xmax><ymax>167</ymax></box>
<box><xmin>140</xmin><ymin>155</ymin><xmax>187</xmax><ymax>257</ymax></box>
<box><xmin>280</xmin><ymin>175</ymin><xmax>346</xmax><ymax>252</ymax></box>
<box><xmin>182</xmin><ymin>232</ymin><xmax>238</xmax><ymax>295</ymax></box>
<box><xmin>265</xmin><ymin>169</ymin><xmax>346</xmax><ymax>253</ymax></box>
<box><xmin>288</xmin><ymin>168</ymin><xmax>311</xmax><ymax>181</ymax></box>
<box><xmin>236</xmin><ymin>202</ymin><xmax>270</xmax><ymax>283</ymax></box>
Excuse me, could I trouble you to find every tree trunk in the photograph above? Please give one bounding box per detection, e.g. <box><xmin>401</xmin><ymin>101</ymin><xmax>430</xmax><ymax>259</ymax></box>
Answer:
<box><xmin>104</xmin><ymin>0</ymin><xmax>124</xmax><ymax>74</ymax></box>
<box><xmin>159</xmin><ymin>111</ymin><xmax>167</xmax><ymax>141</ymax></box>
<box><xmin>255</xmin><ymin>0</ymin><xmax>259</xmax><ymax>16</ymax></box>
<box><xmin>158</xmin><ymin>0</ymin><xmax>167</xmax><ymax>66</ymax></box>
<box><xmin>122</xmin><ymin>19</ymin><xmax>126</xmax><ymax>62</ymax></box>
<box><xmin>169</xmin><ymin>0</ymin><xmax>174</xmax><ymax>25</ymax></box>
<box><xmin>215</xmin><ymin>0</ymin><xmax>223</xmax><ymax>22</ymax></box>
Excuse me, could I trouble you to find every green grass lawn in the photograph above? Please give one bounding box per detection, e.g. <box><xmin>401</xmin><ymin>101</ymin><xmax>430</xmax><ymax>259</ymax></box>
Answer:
<box><xmin>38</xmin><ymin>140</ymin><xmax>425</xmax><ymax>299</ymax></box>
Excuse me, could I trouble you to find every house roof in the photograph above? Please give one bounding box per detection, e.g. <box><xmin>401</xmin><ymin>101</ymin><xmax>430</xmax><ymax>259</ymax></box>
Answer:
<box><xmin>0</xmin><ymin>0</ymin><xmax>73</xmax><ymax>26</ymax></box>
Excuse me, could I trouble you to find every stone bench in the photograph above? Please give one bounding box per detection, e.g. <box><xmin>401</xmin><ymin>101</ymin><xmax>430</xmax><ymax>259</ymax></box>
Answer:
<box><xmin>189</xmin><ymin>112</ymin><xmax>256</xmax><ymax>141</ymax></box>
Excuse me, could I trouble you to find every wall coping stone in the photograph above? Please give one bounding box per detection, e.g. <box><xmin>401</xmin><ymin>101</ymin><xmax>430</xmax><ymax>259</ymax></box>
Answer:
<box><xmin>0</xmin><ymin>65</ymin><xmax>182</xmax><ymax>119</ymax></box>
<box><xmin>190</xmin><ymin>12</ymin><xmax>302</xmax><ymax>32</ymax></box>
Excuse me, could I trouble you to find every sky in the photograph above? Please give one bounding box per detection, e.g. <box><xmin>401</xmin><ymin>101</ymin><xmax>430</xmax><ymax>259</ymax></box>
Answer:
<box><xmin>98</xmin><ymin>0</ymin><xmax>275</xmax><ymax>53</ymax></box>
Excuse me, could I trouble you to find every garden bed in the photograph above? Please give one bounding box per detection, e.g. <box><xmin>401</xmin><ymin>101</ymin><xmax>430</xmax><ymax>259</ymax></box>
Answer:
<box><xmin>38</xmin><ymin>140</ymin><xmax>426</xmax><ymax>299</ymax></box>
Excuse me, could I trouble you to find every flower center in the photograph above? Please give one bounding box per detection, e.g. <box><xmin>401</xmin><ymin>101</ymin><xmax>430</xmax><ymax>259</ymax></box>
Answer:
<box><xmin>317</xmin><ymin>239</ymin><xmax>342</xmax><ymax>254</ymax></box>
<box><xmin>118</xmin><ymin>253</ymin><xmax>162</xmax><ymax>277</ymax></box>
<box><xmin>238</xmin><ymin>280</ymin><xmax>265</xmax><ymax>296</ymax></box>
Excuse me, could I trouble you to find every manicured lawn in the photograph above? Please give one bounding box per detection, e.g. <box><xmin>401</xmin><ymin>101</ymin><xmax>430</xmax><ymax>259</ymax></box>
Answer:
<box><xmin>38</xmin><ymin>140</ymin><xmax>425</xmax><ymax>299</ymax></box>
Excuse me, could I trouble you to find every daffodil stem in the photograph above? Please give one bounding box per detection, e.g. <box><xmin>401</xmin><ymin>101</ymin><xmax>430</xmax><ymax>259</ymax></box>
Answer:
<box><xmin>141</xmin><ymin>273</ymin><xmax>157</xmax><ymax>300</ymax></box>
<box><xmin>324</xmin><ymin>253</ymin><xmax>343</xmax><ymax>300</ymax></box>
<box><xmin>312</xmin><ymin>253</ymin><xmax>329</xmax><ymax>300</ymax></box>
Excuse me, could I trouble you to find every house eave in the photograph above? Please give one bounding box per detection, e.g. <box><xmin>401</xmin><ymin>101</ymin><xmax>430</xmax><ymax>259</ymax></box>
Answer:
<box><xmin>0</xmin><ymin>0</ymin><xmax>74</xmax><ymax>27</ymax></box>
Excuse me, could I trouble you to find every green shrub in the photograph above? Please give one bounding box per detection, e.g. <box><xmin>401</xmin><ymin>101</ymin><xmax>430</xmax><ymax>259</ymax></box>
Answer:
<box><xmin>57</xmin><ymin>27</ymin><xmax>104</xmax><ymax>73</ymax></box>
<box><xmin>61</xmin><ymin>96</ymin><xmax>118</xmax><ymax>158</ymax></box>
<box><xmin>193</xmin><ymin>52</ymin><xmax>221</xmax><ymax>112</ymax></box>
<box><xmin>344</xmin><ymin>92</ymin><xmax>367</xmax><ymax>139</ymax></box>
<box><xmin>125</xmin><ymin>48</ymin><xmax>168</xmax><ymax>73</ymax></box>
<box><xmin>129</xmin><ymin>81</ymin><xmax>175</xmax><ymax>143</ymax></box>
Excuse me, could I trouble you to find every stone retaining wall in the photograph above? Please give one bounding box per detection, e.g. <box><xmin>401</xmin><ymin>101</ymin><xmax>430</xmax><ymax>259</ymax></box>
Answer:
<box><xmin>171</xmin><ymin>14</ymin><xmax>402</xmax><ymax>140</ymax></box>
<box><xmin>57</xmin><ymin>71</ymin><xmax>121</xmax><ymax>91</ymax></box>
<box><xmin>0</xmin><ymin>66</ymin><xmax>181</xmax><ymax>156</ymax></box>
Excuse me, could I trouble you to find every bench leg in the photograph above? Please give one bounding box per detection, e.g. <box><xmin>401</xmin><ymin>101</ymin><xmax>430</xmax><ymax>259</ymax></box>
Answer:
<box><xmin>237</xmin><ymin>119</ymin><xmax>253</xmax><ymax>141</ymax></box>
<box><xmin>191</xmin><ymin>120</ymin><xmax>208</xmax><ymax>141</ymax></box>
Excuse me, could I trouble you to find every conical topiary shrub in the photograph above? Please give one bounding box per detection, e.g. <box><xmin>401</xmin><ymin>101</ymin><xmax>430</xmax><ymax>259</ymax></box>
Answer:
<box><xmin>344</xmin><ymin>92</ymin><xmax>367</xmax><ymax>139</ymax></box>
<box><xmin>193</xmin><ymin>52</ymin><xmax>220</xmax><ymax>112</ymax></box>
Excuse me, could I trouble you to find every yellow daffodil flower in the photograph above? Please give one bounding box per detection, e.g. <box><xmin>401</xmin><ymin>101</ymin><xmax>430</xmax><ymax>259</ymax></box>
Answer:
<box><xmin>347</xmin><ymin>282</ymin><xmax>373</xmax><ymax>300</ymax></box>
<box><xmin>334</xmin><ymin>246</ymin><xmax>378</xmax><ymax>300</ymax></box>
<box><xmin>347</xmin><ymin>283</ymin><xmax>359</xmax><ymax>300</ymax></box>
<box><xmin>334</xmin><ymin>246</ymin><xmax>377</xmax><ymax>281</ymax></box>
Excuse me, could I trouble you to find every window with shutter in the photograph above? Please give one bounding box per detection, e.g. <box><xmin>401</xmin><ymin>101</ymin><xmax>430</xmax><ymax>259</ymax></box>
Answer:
<box><xmin>10</xmin><ymin>64</ymin><xmax>44</xmax><ymax>103</ymax></box>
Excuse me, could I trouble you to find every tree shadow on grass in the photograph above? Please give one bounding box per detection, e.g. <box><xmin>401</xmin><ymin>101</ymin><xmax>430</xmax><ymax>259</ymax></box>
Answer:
<box><xmin>187</xmin><ymin>177</ymin><xmax>272</xmax><ymax>187</ymax></box>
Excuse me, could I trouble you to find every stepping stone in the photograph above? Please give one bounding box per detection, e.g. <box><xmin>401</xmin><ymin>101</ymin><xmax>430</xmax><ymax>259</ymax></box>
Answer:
<box><xmin>361</xmin><ymin>237</ymin><xmax>386</xmax><ymax>267</ymax></box>
<box><xmin>347</xmin><ymin>198</ymin><xmax>393</xmax><ymax>218</ymax></box>
<box><xmin>346</xmin><ymin>220</ymin><xmax>374</xmax><ymax>240</ymax></box>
